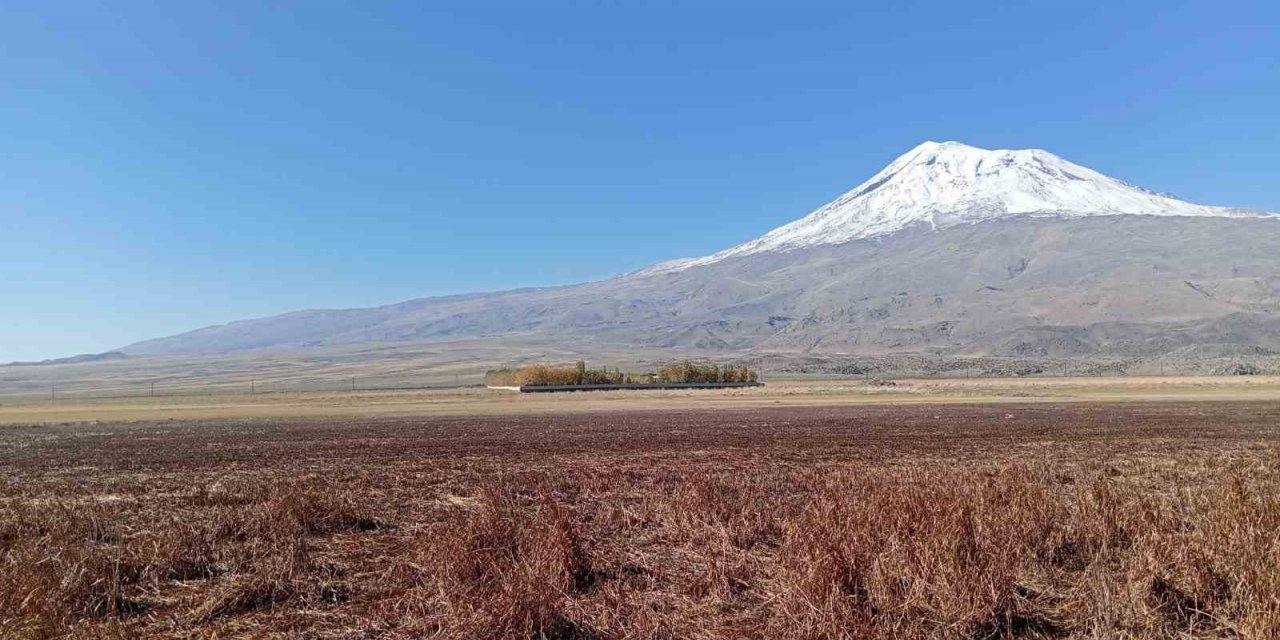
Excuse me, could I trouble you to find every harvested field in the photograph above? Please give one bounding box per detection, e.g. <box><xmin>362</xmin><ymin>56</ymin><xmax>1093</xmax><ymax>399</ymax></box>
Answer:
<box><xmin>6</xmin><ymin>375</ymin><xmax>1280</xmax><ymax>424</ymax></box>
<box><xmin>2</xmin><ymin>402</ymin><xmax>1280</xmax><ymax>638</ymax></box>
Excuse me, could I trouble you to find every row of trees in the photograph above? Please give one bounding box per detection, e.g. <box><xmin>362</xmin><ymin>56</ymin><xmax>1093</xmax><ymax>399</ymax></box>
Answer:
<box><xmin>485</xmin><ymin>360</ymin><xmax>759</xmax><ymax>387</ymax></box>
<box><xmin>655</xmin><ymin>361</ymin><xmax>758</xmax><ymax>384</ymax></box>
<box><xmin>514</xmin><ymin>361</ymin><xmax>627</xmax><ymax>386</ymax></box>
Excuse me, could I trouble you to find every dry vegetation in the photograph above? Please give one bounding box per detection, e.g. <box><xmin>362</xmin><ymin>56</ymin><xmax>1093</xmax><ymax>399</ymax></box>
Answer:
<box><xmin>2</xmin><ymin>403</ymin><xmax>1279</xmax><ymax>639</ymax></box>
<box><xmin>8</xmin><ymin>376</ymin><xmax>1280</xmax><ymax>425</ymax></box>
<box><xmin>515</xmin><ymin>362</ymin><xmax>623</xmax><ymax>386</ymax></box>
<box><xmin>653</xmin><ymin>361</ymin><xmax>757</xmax><ymax>384</ymax></box>
<box><xmin>487</xmin><ymin>361</ymin><xmax>759</xmax><ymax>387</ymax></box>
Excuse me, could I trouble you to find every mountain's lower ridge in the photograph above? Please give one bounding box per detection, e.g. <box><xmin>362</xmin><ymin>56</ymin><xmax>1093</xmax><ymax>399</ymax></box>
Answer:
<box><xmin>125</xmin><ymin>215</ymin><xmax>1280</xmax><ymax>360</ymax></box>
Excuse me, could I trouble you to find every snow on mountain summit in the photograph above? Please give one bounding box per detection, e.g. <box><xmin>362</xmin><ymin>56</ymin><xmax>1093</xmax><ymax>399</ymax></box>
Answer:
<box><xmin>643</xmin><ymin>141</ymin><xmax>1270</xmax><ymax>274</ymax></box>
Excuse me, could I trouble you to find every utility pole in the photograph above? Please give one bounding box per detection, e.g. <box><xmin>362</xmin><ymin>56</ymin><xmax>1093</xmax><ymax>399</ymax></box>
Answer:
<box><xmin>251</xmin><ymin>379</ymin><xmax>255</xmax><ymax>395</ymax></box>
<box><xmin>151</xmin><ymin>382</ymin><xmax>155</xmax><ymax>397</ymax></box>
<box><xmin>351</xmin><ymin>376</ymin><xmax>356</xmax><ymax>392</ymax></box>
<box><xmin>51</xmin><ymin>383</ymin><xmax>55</xmax><ymax>402</ymax></box>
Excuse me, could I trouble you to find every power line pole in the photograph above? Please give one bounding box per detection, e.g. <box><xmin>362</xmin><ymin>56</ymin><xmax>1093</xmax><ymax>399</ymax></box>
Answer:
<box><xmin>51</xmin><ymin>383</ymin><xmax>55</xmax><ymax>402</ymax></box>
<box><xmin>351</xmin><ymin>376</ymin><xmax>356</xmax><ymax>392</ymax></box>
<box><xmin>251</xmin><ymin>379</ymin><xmax>255</xmax><ymax>395</ymax></box>
<box><xmin>151</xmin><ymin>382</ymin><xmax>155</xmax><ymax>398</ymax></box>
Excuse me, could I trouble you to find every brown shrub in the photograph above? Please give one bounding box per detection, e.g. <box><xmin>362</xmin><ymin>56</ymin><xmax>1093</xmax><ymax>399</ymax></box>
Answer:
<box><xmin>188</xmin><ymin>539</ymin><xmax>306</xmax><ymax>623</ymax></box>
<box><xmin>514</xmin><ymin>364</ymin><xmax>583</xmax><ymax>387</ymax></box>
<box><xmin>0</xmin><ymin>480</ymin><xmax>377</xmax><ymax>637</ymax></box>
<box><xmin>656</xmin><ymin>361</ymin><xmax>758</xmax><ymax>384</ymax></box>
<box><xmin>421</xmin><ymin>480</ymin><xmax>596</xmax><ymax>638</ymax></box>
<box><xmin>4</xmin><ymin>406</ymin><xmax>1280</xmax><ymax>638</ymax></box>
<box><xmin>511</xmin><ymin>360</ymin><xmax>755</xmax><ymax>386</ymax></box>
<box><xmin>766</xmin><ymin>465</ymin><xmax>1280</xmax><ymax>639</ymax></box>
<box><xmin>0</xmin><ymin>501</ymin><xmax>153</xmax><ymax>629</ymax></box>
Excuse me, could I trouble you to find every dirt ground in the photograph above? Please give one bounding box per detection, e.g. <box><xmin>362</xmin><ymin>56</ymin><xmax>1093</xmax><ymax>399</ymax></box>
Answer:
<box><xmin>3</xmin><ymin>401</ymin><xmax>1280</xmax><ymax>638</ymax></box>
<box><xmin>4</xmin><ymin>375</ymin><xmax>1280</xmax><ymax>424</ymax></box>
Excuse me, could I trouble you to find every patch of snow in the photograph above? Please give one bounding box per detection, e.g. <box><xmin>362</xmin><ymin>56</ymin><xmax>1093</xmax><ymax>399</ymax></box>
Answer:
<box><xmin>638</xmin><ymin>141</ymin><xmax>1273</xmax><ymax>275</ymax></box>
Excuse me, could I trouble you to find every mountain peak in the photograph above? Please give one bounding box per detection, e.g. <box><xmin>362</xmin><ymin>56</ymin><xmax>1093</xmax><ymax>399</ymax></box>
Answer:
<box><xmin>642</xmin><ymin>142</ymin><xmax>1271</xmax><ymax>274</ymax></box>
<box><xmin>912</xmin><ymin>139</ymin><xmax>978</xmax><ymax>151</ymax></box>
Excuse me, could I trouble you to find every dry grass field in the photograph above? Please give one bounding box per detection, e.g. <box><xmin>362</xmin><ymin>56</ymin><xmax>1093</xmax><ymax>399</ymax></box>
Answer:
<box><xmin>4</xmin><ymin>375</ymin><xmax>1280</xmax><ymax>425</ymax></box>
<box><xmin>3</xmin><ymin>400</ymin><xmax>1280</xmax><ymax>639</ymax></box>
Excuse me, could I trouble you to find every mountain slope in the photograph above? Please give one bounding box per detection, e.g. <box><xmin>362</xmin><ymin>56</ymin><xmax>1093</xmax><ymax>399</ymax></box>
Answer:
<box><xmin>123</xmin><ymin>142</ymin><xmax>1278</xmax><ymax>359</ymax></box>
<box><xmin>642</xmin><ymin>141</ymin><xmax>1266</xmax><ymax>273</ymax></box>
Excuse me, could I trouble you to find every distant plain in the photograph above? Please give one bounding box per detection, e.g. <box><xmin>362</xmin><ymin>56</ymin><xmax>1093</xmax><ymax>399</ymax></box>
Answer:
<box><xmin>4</xmin><ymin>374</ymin><xmax>1280</xmax><ymax>424</ymax></box>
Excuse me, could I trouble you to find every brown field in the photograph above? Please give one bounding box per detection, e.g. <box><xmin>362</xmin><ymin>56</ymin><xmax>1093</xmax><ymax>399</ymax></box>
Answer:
<box><xmin>3</xmin><ymin>400</ymin><xmax>1280</xmax><ymax>639</ymax></box>
<box><xmin>5</xmin><ymin>375</ymin><xmax>1280</xmax><ymax>425</ymax></box>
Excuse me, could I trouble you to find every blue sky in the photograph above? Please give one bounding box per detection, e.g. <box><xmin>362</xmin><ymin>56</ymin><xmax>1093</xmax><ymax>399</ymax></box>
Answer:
<box><xmin>2</xmin><ymin>1</ymin><xmax>1278</xmax><ymax>361</ymax></box>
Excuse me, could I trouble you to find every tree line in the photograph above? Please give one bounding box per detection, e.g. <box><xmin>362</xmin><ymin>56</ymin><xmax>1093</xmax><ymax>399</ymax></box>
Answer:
<box><xmin>485</xmin><ymin>361</ymin><xmax>758</xmax><ymax>387</ymax></box>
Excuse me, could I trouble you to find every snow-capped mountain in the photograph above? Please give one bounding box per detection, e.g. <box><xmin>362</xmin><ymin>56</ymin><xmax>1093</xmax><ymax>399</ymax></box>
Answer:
<box><xmin>121</xmin><ymin>141</ymin><xmax>1280</xmax><ymax>362</ymax></box>
<box><xmin>644</xmin><ymin>141</ymin><xmax>1269</xmax><ymax>273</ymax></box>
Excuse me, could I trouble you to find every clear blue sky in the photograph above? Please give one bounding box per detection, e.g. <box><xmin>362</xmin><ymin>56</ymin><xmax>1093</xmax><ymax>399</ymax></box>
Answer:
<box><xmin>2</xmin><ymin>1</ymin><xmax>1277</xmax><ymax>361</ymax></box>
